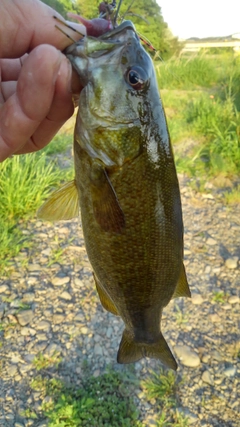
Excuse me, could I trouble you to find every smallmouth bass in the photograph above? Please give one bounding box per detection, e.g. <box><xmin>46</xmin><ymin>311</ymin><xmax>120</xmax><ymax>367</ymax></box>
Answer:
<box><xmin>38</xmin><ymin>20</ymin><xmax>190</xmax><ymax>370</ymax></box>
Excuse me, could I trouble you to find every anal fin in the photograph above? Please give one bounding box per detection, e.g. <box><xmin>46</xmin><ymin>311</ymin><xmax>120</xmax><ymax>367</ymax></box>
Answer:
<box><xmin>38</xmin><ymin>180</ymin><xmax>79</xmax><ymax>221</ymax></box>
<box><xmin>172</xmin><ymin>263</ymin><xmax>191</xmax><ymax>299</ymax></box>
<box><xmin>93</xmin><ymin>273</ymin><xmax>119</xmax><ymax>316</ymax></box>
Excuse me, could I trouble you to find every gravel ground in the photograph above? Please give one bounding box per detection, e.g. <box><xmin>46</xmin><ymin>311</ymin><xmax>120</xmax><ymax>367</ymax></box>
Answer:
<box><xmin>0</xmin><ymin>173</ymin><xmax>239</xmax><ymax>427</ymax></box>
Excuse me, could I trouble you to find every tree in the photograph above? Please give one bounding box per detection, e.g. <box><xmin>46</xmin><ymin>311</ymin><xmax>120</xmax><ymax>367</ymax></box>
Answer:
<box><xmin>119</xmin><ymin>0</ymin><xmax>181</xmax><ymax>59</ymax></box>
<box><xmin>41</xmin><ymin>0</ymin><xmax>181</xmax><ymax>58</ymax></box>
<box><xmin>41</xmin><ymin>0</ymin><xmax>75</xmax><ymax>18</ymax></box>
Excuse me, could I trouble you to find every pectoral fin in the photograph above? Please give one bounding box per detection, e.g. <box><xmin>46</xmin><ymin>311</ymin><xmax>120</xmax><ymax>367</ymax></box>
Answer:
<box><xmin>38</xmin><ymin>180</ymin><xmax>79</xmax><ymax>221</ymax></box>
<box><xmin>117</xmin><ymin>329</ymin><xmax>177</xmax><ymax>370</ymax></box>
<box><xmin>172</xmin><ymin>263</ymin><xmax>191</xmax><ymax>299</ymax></box>
<box><xmin>90</xmin><ymin>161</ymin><xmax>125</xmax><ymax>233</ymax></box>
<box><xmin>93</xmin><ymin>273</ymin><xmax>119</xmax><ymax>316</ymax></box>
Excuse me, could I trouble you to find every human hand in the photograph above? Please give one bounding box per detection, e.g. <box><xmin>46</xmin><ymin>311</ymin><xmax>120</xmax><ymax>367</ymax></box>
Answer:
<box><xmin>0</xmin><ymin>0</ymin><xmax>86</xmax><ymax>162</ymax></box>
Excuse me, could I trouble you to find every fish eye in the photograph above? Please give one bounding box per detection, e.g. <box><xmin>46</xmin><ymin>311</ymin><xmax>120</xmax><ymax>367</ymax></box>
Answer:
<box><xmin>126</xmin><ymin>66</ymin><xmax>147</xmax><ymax>90</ymax></box>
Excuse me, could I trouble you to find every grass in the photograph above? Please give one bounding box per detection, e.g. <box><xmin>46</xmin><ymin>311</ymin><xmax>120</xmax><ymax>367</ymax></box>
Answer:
<box><xmin>0</xmin><ymin>133</ymin><xmax>73</xmax><ymax>273</ymax></box>
<box><xmin>27</xmin><ymin>369</ymin><xmax>143</xmax><ymax>427</ymax></box>
<box><xmin>156</xmin><ymin>54</ymin><xmax>217</xmax><ymax>89</ymax></box>
<box><xmin>33</xmin><ymin>351</ymin><xmax>62</xmax><ymax>371</ymax></box>
<box><xmin>211</xmin><ymin>291</ymin><xmax>228</xmax><ymax>304</ymax></box>
<box><xmin>158</xmin><ymin>53</ymin><xmax>240</xmax><ymax>183</ymax></box>
<box><xmin>142</xmin><ymin>368</ymin><xmax>189</xmax><ymax>426</ymax></box>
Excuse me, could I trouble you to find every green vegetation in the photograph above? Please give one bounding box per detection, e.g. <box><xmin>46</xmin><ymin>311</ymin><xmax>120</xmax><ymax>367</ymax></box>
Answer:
<box><xmin>156</xmin><ymin>55</ymin><xmax>217</xmax><ymax>89</ymax></box>
<box><xmin>211</xmin><ymin>291</ymin><xmax>228</xmax><ymax>304</ymax></box>
<box><xmin>41</xmin><ymin>0</ymin><xmax>182</xmax><ymax>58</ymax></box>
<box><xmin>33</xmin><ymin>351</ymin><xmax>62</xmax><ymax>371</ymax></box>
<box><xmin>27</xmin><ymin>369</ymin><xmax>143</xmax><ymax>426</ymax></box>
<box><xmin>158</xmin><ymin>53</ymin><xmax>240</xmax><ymax>184</ymax></box>
<box><xmin>18</xmin><ymin>367</ymin><xmax>189</xmax><ymax>427</ymax></box>
<box><xmin>142</xmin><ymin>369</ymin><xmax>189</xmax><ymax>426</ymax></box>
<box><xmin>0</xmin><ymin>133</ymin><xmax>73</xmax><ymax>273</ymax></box>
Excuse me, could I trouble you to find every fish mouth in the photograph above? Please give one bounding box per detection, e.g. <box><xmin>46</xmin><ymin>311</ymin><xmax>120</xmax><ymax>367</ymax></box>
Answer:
<box><xmin>99</xmin><ymin>21</ymin><xmax>136</xmax><ymax>40</ymax></box>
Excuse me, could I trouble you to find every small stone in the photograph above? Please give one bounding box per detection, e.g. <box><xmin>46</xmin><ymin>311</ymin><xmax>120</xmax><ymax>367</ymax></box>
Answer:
<box><xmin>225</xmin><ymin>257</ymin><xmax>238</xmax><ymax>269</ymax></box>
<box><xmin>11</xmin><ymin>354</ymin><xmax>22</xmax><ymax>364</ymax></box>
<box><xmin>223</xmin><ymin>364</ymin><xmax>236</xmax><ymax>377</ymax></box>
<box><xmin>202</xmin><ymin>370</ymin><xmax>214</xmax><ymax>385</ymax></box>
<box><xmin>212</xmin><ymin>350</ymin><xmax>222</xmax><ymax>361</ymax></box>
<box><xmin>93</xmin><ymin>369</ymin><xmax>100</xmax><ymax>377</ymax></box>
<box><xmin>19</xmin><ymin>363</ymin><xmax>32</xmax><ymax>374</ymax></box>
<box><xmin>52</xmin><ymin>276</ymin><xmax>70</xmax><ymax>286</ymax></box>
<box><xmin>206</xmin><ymin>237</ymin><xmax>217</xmax><ymax>246</ymax></box>
<box><xmin>202</xmin><ymin>193</ymin><xmax>214</xmax><ymax>199</ymax></box>
<box><xmin>210</xmin><ymin>314</ymin><xmax>221</xmax><ymax>323</ymax></box>
<box><xmin>45</xmin><ymin>343</ymin><xmax>61</xmax><ymax>356</ymax></box>
<box><xmin>205</xmin><ymin>265</ymin><xmax>211</xmax><ymax>274</ymax></box>
<box><xmin>22</xmin><ymin>293</ymin><xmax>35</xmax><ymax>303</ymax></box>
<box><xmin>94</xmin><ymin>343</ymin><xmax>103</xmax><ymax>356</ymax></box>
<box><xmin>74</xmin><ymin>313</ymin><xmax>85</xmax><ymax>322</ymax></box>
<box><xmin>80</xmin><ymin>326</ymin><xmax>88</xmax><ymax>334</ymax></box>
<box><xmin>15</xmin><ymin>423</ymin><xmax>25</xmax><ymax>427</ymax></box>
<box><xmin>74</xmin><ymin>278</ymin><xmax>84</xmax><ymax>287</ymax></box>
<box><xmin>228</xmin><ymin>295</ymin><xmax>239</xmax><ymax>304</ymax></box>
<box><xmin>33</xmin><ymin>341</ymin><xmax>48</xmax><ymax>353</ymax></box>
<box><xmin>52</xmin><ymin>314</ymin><xmax>65</xmax><ymax>324</ymax></box>
<box><xmin>16</xmin><ymin>310</ymin><xmax>34</xmax><ymax>326</ymax></box>
<box><xmin>174</xmin><ymin>345</ymin><xmax>200</xmax><ymax>367</ymax></box>
<box><xmin>8</xmin><ymin>365</ymin><xmax>18</xmax><ymax>377</ymax></box>
<box><xmin>20</xmin><ymin>327</ymin><xmax>32</xmax><ymax>336</ymax></box>
<box><xmin>222</xmin><ymin>304</ymin><xmax>232</xmax><ymax>310</ymax></box>
<box><xmin>36</xmin><ymin>321</ymin><xmax>51</xmax><ymax>332</ymax></box>
<box><xmin>37</xmin><ymin>333</ymin><xmax>48</xmax><ymax>341</ymax></box>
<box><xmin>28</xmin><ymin>264</ymin><xmax>41</xmax><ymax>271</ymax></box>
<box><xmin>0</xmin><ymin>284</ymin><xmax>9</xmax><ymax>293</ymax></box>
<box><xmin>191</xmin><ymin>294</ymin><xmax>204</xmax><ymax>305</ymax></box>
<box><xmin>42</xmin><ymin>248</ymin><xmax>51</xmax><ymax>256</ymax></box>
<box><xmin>60</xmin><ymin>291</ymin><xmax>72</xmax><ymax>301</ymax></box>
<box><xmin>24</xmin><ymin>354</ymin><xmax>35</xmax><ymax>363</ymax></box>
<box><xmin>201</xmin><ymin>354</ymin><xmax>210</xmax><ymax>363</ymax></box>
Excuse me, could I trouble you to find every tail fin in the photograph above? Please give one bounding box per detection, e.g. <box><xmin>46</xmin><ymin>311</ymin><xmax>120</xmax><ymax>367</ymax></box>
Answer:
<box><xmin>117</xmin><ymin>329</ymin><xmax>177</xmax><ymax>370</ymax></box>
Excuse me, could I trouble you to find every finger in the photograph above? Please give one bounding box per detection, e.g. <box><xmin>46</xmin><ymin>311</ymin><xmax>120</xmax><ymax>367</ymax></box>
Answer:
<box><xmin>15</xmin><ymin>54</ymin><xmax>75</xmax><ymax>154</ymax></box>
<box><xmin>0</xmin><ymin>55</ymin><xmax>28</xmax><ymax>81</ymax></box>
<box><xmin>1</xmin><ymin>0</ymin><xmax>86</xmax><ymax>58</ymax></box>
<box><xmin>1</xmin><ymin>81</ymin><xmax>17</xmax><ymax>101</ymax></box>
<box><xmin>0</xmin><ymin>44</ymin><xmax>71</xmax><ymax>161</ymax></box>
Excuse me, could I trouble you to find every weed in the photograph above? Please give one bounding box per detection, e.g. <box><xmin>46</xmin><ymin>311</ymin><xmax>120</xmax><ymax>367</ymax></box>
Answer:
<box><xmin>0</xmin><ymin>151</ymin><xmax>73</xmax><ymax>272</ymax></box>
<box><xmin>211</xmin><ymin>291</ymin><xmax>228</xmax><ymax>304</ymax></box>
<box><xmin>42</xmin><ymin>369</ymin><xmax>142</xmax><ymax>427</ymax></box>
<box><xmin>143</xmin><ymin>368</ymin><xmax>177</xmax><ymax>405</ymax></box>
<box><xmin>33</xmin><ymin>352</ymin><xmax>62</xmax><ymax>371</ymax></box>
<box><xmin>223</xmin><ymin>185</ymin><xmax>240</xmax><ymax>205</ymax></box>
<box><xmin>20</xmin><ymin>409</ymin><xmax>38</xmax><ymax>419</ymax></box>
<box><xmin>156</xmin><ymin>54</ymin><xmax>217</xmax><ymax>89</ymax></box>
<box><xmin>47</xmin><ymin>247</ymin><xmax>65</xmax><ymax>267</ymax></box>
<box><xmin>142</xmin><ymin>368</ymin><xmax>188</xmax><ymax>426</ymax></box>
<box><xmin>174</xmin><ymin>304</ymin><xmax>189</xmax><ymax>325</ymax></box>
<box><xmin>16</xmin><ymin>302</ymin><xmax>31</xmax><ymax>312</ymax></box>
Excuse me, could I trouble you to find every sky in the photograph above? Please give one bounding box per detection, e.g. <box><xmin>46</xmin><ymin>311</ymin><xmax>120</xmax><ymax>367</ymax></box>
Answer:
<box><xmin>157</xmin><ymin>0</ymin><xmax>240</xmax><ymax>39</ymax></box>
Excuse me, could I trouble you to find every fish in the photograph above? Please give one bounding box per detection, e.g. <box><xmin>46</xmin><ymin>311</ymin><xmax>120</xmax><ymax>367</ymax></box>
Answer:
<box><xmin>38</xmin><ymin>18</ymin><xmax>190</xmax><ymax>370</ymax></box>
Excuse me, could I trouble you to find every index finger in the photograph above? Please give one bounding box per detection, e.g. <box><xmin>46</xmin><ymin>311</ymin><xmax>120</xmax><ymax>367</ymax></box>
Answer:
<box><xmin>0</xmin><ymin>0</ymin><xmax>86</xmax><ymax>58</ymax></box>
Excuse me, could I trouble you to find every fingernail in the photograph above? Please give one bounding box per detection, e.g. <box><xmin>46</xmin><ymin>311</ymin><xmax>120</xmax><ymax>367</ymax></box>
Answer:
<box><xmin>58</xmin><ymin>55</ymin><xmax>72</xmax><ymax>93</ymax></box>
